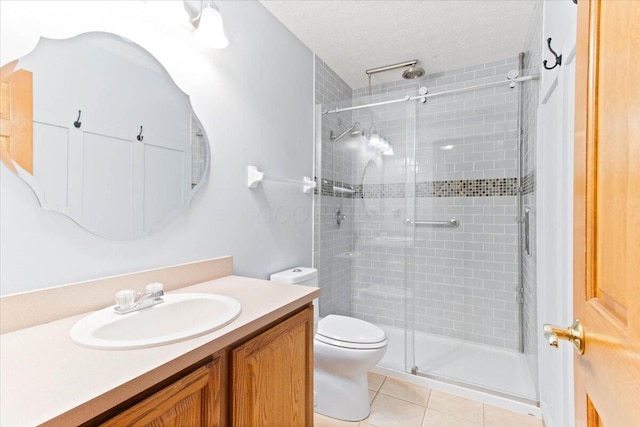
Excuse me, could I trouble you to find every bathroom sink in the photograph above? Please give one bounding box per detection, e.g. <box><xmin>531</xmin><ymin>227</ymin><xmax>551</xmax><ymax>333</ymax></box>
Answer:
<box><xmin>69</xmin><ymin>293</ymin><xmax>241</xmax><ymax>350</ymax></box>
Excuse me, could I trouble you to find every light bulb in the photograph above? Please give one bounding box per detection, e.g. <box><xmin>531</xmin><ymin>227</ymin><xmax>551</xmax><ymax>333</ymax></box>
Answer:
<box><xmin>369</xmin><ymin>132</ymin><xmax>381</xmax><ymax>148</ymax></box>
<box><xmin>194</xmin><ymin>7</ymin><xmax>229</xmax><ymax>48</ymax></box>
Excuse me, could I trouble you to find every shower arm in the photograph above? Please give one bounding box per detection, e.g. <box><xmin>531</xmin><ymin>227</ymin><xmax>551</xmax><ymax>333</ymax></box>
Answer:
<box><xmin>366</xmin><ymin>60</ymin><xmax>419</xmax><ymax>95</ymax></box>
<box><xmin>330</xmin><ymin>122</ymin><xmax>363</xmax><ymax>142</ymax></box>
<box><xmin>365</xmin><ymin>60</ymin><xmax>418</xmax><ymax>76</ymax></box>
<box><xmin>330</xmin><ymin>125</ymin><xmax>355</xmax><ymax>142</ymax></box>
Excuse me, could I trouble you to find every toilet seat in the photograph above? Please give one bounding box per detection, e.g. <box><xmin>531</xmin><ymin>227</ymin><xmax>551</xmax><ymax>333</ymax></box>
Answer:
<box><xmin>315</xmin><ymin>315</ymin><xmax>387</xmax><ymax>350</ymax></box>
<box><xmin>315</xmin><ymin>334</ymin><xmax>388</xmax><ymax>349</ymax></box>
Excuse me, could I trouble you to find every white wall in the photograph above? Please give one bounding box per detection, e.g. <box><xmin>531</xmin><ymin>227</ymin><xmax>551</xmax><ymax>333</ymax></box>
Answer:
<box><xmin>0</xmin><ymin>0</ymin><xmax>314</xmax><ymax>295</ymax></box>
<box><xmin>536</xmin><ymin>1</ymin><xmax>578</xmax><ymax>426</ymax></box>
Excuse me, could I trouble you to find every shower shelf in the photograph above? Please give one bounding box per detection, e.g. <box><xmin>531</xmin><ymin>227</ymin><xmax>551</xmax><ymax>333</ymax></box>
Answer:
<box><xmin>247</xmin><ymin>166</ymin><xmax>316</xmax><ymax>193</ymax></box>
<box><xmin>333</xmin><ymin>186</ymin><xmax>355</xmax><ymax>194</ymax></box>
<box><xmin>334</xmin><ymin>251</ymin><xmax>361</xmax><ymax>259</ymax></box>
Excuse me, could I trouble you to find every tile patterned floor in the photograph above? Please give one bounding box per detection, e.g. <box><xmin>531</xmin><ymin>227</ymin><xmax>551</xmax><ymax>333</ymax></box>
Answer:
<box><xmin>314</xmin><ymin>373</ymin><xmax>543</xmax><ymax>427</ymax></box>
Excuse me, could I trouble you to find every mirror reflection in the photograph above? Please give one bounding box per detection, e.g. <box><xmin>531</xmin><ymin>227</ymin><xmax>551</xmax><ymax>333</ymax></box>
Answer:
<box><xmin>0</xmin><ymin>32</ymin><xmax>209</xmax><ymax>240</ymax></box>
<box><xmin>361</xmin><ymin>158</ymin><xmax>382</xmax><ymax>218</ymax></box>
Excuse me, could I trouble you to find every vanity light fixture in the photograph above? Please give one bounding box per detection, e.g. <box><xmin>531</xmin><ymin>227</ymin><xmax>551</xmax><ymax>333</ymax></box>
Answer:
<box><xmin>185</xmin><ymin>0</ymin><xmax>229</xmax><ymax>49</ymax></box>
<box><xmin>145</xmin><ymin>1</ymin><xmax>190</xmax><ymax>25</ymax></box>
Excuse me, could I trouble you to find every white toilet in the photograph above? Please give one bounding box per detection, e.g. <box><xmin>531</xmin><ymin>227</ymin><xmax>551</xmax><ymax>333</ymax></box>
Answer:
<box><xmin>270</xmin><ymin>267</ymin><xmax>388</xmax><ymax>422</ymax></box>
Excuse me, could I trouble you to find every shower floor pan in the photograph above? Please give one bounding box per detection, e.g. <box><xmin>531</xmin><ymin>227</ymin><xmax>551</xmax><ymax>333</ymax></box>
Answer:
<box><xmin>376</xmin><ymin>324</ymin><xmax>537</xmax><ymax>401</ymax></box>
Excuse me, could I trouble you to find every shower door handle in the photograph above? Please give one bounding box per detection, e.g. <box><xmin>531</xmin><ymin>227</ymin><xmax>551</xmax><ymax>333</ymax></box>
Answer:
<box><xmin>543</xmin><ymin>318</ymin><xmax>584</xmax><ymax>354</ymax></box>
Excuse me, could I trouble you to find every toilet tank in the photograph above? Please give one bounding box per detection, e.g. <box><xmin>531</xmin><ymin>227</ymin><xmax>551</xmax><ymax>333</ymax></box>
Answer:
<box><xmin>270</xmin><ymin>267</ymin><xmax>319</xmax><ymax>330</ymax></box>
<box><xmin>270</xmin><ymin>267</ymin><xmax>318</xmax><ymax>287</ymax></box>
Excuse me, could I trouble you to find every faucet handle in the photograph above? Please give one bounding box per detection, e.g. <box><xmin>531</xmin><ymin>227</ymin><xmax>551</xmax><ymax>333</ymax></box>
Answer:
<box><xmin>115</xmin><ymin>289</ymin><xmax>136</xmax><ymax>310</ymax></box>
<box><xmin>145</xmin><ymin>282</ymin><xmax>164</xmax><ymax>294</ymax></box>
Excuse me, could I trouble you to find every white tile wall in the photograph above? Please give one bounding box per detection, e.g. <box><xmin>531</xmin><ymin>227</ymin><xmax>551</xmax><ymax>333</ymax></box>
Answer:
<box><xmin>351</xmin><ymin>195</ymin><xmax>520</xmax><ymax>349</ymax></box>
<box><xmin>315</xmin><ymin>55</ymin><xmax>354</xmax><ymax>317</ymax></box>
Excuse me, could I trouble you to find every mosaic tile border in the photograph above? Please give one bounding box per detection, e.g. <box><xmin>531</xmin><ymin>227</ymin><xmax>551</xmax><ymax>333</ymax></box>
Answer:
<box><xmin>316</xmin><ymin>177</ymin><xmax>519</xmax><ymax>198</ymax></box>
<box><xmin>421</xmin><ymin>178</ymin><xmax>518</xmax><ymax>198</ymax></box>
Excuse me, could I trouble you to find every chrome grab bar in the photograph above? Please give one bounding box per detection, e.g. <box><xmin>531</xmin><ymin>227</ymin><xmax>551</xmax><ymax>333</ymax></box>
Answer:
<box><xmin>405</xmin><ymin>218</ymin><xmax>460</xmax><ymax>228</ymax></box>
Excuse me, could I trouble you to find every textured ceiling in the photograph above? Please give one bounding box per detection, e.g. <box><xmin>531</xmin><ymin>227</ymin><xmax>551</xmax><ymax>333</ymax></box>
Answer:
<box><xmin>259</xmin><ymin>0</ymin><xmax>538</xmax><ymax>89</ymax></box>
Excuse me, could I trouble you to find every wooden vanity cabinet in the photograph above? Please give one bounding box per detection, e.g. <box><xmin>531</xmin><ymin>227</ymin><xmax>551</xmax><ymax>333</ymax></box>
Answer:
<box><xmin>100</xmin><ymin>358</ymin><xmax>224</xmax><ymax>427</ymax></box>
<box><xmin>96</xmin><ymin>305</ymin><xmax>313</xmax><ymax>427</ymax></box>
<box><xmin>231</xmin><ymin>306</ymin><xmax>314</xmax><ymax>427</ymax></box>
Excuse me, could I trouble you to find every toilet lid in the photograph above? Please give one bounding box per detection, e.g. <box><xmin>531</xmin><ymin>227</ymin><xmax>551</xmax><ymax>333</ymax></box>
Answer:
<box><xmin>316</xmin><ymin>315</ymin><xmax>386</xmax><ymax>344</ymax></box>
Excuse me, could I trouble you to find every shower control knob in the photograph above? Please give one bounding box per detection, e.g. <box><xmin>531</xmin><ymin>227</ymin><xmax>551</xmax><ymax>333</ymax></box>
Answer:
<box><xmin>543</xmin><ymin>318</ymin><xmax>584</xmax><ymax>354</ymax></box>
<box><xmin>335</xmin><ymin>208</ymin><xmax>347</xmax><ymax>228</ymax></box>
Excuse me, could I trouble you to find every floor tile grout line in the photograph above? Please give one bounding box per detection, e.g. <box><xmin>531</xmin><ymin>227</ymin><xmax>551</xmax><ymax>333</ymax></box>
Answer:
<box><xmin>483</xmin><ymin>402</ymin><xmax>486</xmax><ymax>427</ymax></box>
<box><xmin>377</xmin><ymin>375</ymin><xmax>387</xmax><ymax>392</ymax></box>
<box><xmin>421</xmin><ymin>387</ymin><xmax>433</xmax><ymax>427</ymax></box>
<box><xmin>376</xmin><ymin>374</ymin><xmax>433</xmax><ymax>408</ymax></box>
<box><xmin>424</xmin><ymin>383</ymin><xmax>432</xmax><ymax>407</ymax></box>
<box><xmin>376</xmin><ymin>389</ymin><xmax>430</xmax><ymax>408</ymax></box>
<box><xmin>419</xmin><ymin>403</ymin><xmax>428</xmax><ymax>427</ymax></box>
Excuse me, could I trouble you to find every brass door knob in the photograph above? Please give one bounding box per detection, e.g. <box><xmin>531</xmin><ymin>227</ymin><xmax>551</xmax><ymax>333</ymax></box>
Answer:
<box><xmin>543</xmin><ymin>318</ymin><xmax>585</xmax><ymax>354</ymax></box>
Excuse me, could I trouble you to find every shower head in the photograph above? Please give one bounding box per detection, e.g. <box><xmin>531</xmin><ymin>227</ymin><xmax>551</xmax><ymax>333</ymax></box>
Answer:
<box><xmin>402</xmin><ymin>65</ymin><xmax>426</xmax><ymax>79</ymax></box>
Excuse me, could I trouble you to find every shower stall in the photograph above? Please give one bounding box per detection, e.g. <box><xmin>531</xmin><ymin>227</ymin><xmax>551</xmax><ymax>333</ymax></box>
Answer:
<box><xmin>314</xmin><ymin>54</ymin><xmax>540</xmax><ymax>403</ymax></box>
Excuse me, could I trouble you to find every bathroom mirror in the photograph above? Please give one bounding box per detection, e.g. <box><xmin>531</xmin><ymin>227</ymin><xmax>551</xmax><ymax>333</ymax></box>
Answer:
<box><xmin>0</xmin><ymin>32</ymin><xmax>210</xmax><ymax>240</ymax></box>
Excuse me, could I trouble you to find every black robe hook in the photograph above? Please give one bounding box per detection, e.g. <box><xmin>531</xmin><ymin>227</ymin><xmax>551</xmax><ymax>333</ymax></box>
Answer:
<box><xmin>73</xmin><ymin>110</ymin><xmax>82</xmax><ymax>128</ymax></box>
<box><xmin>543</xmin><ymin>38</ymin><xmax>562</xmax><ymax>70</ymax></box>
<box><xmin>137</xmin><ymin>126</ymin><xmax>144</xmax><ymax>142</ymax></box>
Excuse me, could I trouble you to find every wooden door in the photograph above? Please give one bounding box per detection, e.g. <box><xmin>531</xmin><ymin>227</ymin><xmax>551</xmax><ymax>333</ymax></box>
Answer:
<box><xmin>573</xmin><ymin>0</ymin><xmax>640</xmax><ymax>426</ymax></box>
<box><xmin>0</xmin><ymin>61</ymin><xmax>33</xmax><ymax>174</ymax></box>
<box><xmin>231</xmin><ymin>306</ymin><xmax>313</xmax><ymax>427</ymax></box>
<box><xmin>101</xmin><ymin>359</ymin><xmax>223</xmax><ymax>427</ymax></box>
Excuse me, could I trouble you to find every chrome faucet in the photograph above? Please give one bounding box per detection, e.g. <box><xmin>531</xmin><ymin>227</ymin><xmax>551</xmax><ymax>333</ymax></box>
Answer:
<box><xmin>114</xmin><ymin>283</ymin><xmax>164</xmax><ymax>314</ymax></box>
<box><xmin>335</xmin><ymin>208</ymin><xmax>347</xmax><ymax>228</ymax></box>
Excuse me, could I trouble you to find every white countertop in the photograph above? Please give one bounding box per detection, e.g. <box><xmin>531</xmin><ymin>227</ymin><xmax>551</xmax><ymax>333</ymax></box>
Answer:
<box><xmin>0</xmin><ymin>275</ymin><xmax>319</xmax><ymax>427</ymax></box>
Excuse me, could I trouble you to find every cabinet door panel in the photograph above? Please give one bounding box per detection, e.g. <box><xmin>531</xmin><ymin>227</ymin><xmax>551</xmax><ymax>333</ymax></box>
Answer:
<box><xmin>101</xmin><ymin>358</ymin><xmax>222</xmax><ymax>427</ymax></box>
<box><xmin>231</xmin><ymin>307</ymin><xmax>313</xmax><ymax>427</ymax></box>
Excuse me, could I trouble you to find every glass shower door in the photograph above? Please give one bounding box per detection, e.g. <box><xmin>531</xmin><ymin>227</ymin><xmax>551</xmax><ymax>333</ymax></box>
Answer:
<box><xmin>317</xmin><ymin>84</ymin><xmax>419</xmax><ymax>376</ymax></box>
<box><xmin>339</xmin><ymin>86</ymin><xmax>419</xmax><ymax>375</ymax></box>
<box><xmin>407</xmin><ymin>78</ymin><xmax>537</xmax><ymax>401</ymax></box>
